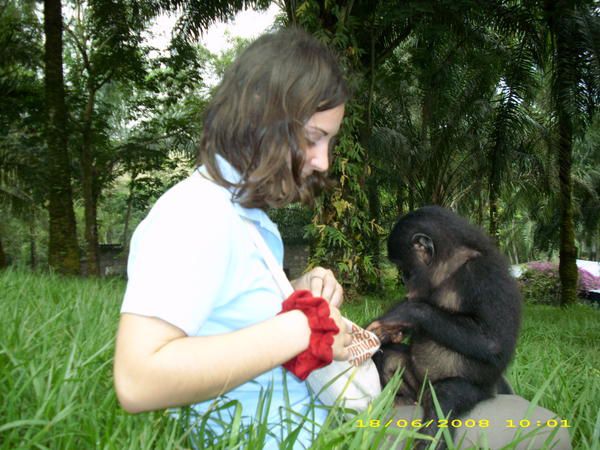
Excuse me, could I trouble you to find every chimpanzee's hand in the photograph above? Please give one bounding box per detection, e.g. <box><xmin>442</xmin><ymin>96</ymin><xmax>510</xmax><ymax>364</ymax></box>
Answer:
<box><xmin>366</xmin><ymin>301</ymin><xmax>416</xmax><ymax>345</ymax></box>
<box><xmin>366</xmin><ymin>320</ymin><xmax>409</xmax><ymax>345</ymax></box>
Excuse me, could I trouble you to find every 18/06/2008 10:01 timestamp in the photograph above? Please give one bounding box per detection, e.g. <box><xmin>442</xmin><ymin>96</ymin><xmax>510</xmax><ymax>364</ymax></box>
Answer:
<box><xmin>354</xmin><ymin>419</ymin><xmax>572</xmax><ymax>429</ymax></box>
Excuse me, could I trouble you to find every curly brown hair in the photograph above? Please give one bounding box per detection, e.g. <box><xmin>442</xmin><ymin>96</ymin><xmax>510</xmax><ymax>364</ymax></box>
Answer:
<box><xmin>197</xmin><ymin>27</ymin><xmax>349</xmax><ymax>209</ymax></box>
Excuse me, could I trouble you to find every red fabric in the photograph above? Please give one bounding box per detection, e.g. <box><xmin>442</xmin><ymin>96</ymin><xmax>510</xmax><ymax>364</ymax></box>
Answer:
<box><xmin>278</xmin><ymin>290</ymin><xmax>340</xmax><ymax>380</ymax></box>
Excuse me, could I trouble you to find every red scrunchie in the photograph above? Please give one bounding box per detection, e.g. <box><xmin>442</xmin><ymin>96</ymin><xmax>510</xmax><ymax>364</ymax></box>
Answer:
<box><xmin>277</xmin><ymin>290</ymin><xmax>340</xmax><ymax>380</ymax></box>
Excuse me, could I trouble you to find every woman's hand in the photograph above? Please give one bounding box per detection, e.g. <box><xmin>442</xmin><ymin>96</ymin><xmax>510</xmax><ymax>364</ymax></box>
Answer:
<box><xmin>291</xmin><ymin>267</ymin><xmax>344</xmax><ymax>308</ymax></box>
<box><xmin>328</xmin><ymin>305</ymin><xmax>352</xmax><ymax>361</ymax></box>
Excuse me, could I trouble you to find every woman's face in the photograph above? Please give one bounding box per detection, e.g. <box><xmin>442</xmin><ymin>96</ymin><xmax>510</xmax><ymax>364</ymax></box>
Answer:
<box><xmin>302</xmin><ymin>103</ymin><xmax>345</xmax><ymax>177</ymax></box>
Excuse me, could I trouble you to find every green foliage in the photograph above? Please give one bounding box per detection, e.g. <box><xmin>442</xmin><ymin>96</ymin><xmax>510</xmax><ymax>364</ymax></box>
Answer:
<box><xmin>268</xmin><ymin>203</ymin><xmax>313</xmax><ymax>245</ymax></box>
<box><xmin>0</xmin><ymin>0</ymin><xmax>44</xmax><ymax>127</ymax></box>
<box><xmin>168</xmin><ymin>0</ymin><xmax>271</xmax><ymax>41</ymax></box>
<box><xmin>1</xmin><ymin>0</ymin><xmax>599</xmax><ymax>285</ymax></box>
<box><xmin>0</xmin><ymin>1</ymin><xmax>46</xmax><ymax>208</ymax></box>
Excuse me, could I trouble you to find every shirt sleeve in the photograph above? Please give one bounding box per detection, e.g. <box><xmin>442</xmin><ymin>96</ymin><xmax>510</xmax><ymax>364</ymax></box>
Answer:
<box><xmin>120</xmin><ymin>186</ymin><xmax>234</xmax><ymax>336</ymax></box>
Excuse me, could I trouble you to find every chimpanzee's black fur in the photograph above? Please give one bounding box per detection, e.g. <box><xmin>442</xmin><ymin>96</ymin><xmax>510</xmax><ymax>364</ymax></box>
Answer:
<box><xmin>368</xmin><ymin>206</ymin><xmax>521</xmax><ymax>450</ymax></box>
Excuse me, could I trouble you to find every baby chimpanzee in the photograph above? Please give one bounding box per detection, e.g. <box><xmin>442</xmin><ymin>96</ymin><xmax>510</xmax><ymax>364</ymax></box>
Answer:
<box><xmin>368</xmin><ymin>206</ymin><xmax>521</xmax><ymax>450</ymax></box>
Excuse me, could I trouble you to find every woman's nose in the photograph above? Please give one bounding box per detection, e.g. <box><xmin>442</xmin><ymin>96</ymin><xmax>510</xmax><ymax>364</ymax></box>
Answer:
<box><xmin>308</xmin><ymin>141</ymin><xmax>329</xmax><ymax>172</ymax></box>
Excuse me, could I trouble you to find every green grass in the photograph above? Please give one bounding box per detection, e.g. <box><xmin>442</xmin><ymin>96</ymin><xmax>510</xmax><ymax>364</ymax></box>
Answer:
<box><xmin>509</xmin><ymin>304</ymin><xmax>600</xmax><ymax>449</ymax></box>
<box><xmin>0</xmin><ymin>268</ymin><xmax>599</xmax><ymax>449</ymax></box>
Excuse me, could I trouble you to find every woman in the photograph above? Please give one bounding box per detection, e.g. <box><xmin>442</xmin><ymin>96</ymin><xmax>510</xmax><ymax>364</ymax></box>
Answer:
<box><xmin>113</xmin><ymin>28</ymin><xmax>351</xmax><ymax>449</ymax></box>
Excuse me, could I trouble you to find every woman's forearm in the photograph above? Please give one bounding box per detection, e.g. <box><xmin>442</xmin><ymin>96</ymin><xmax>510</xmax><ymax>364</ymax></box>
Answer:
<box><xmin>113</xmin><ymin>310</ymin><xmax>310</xmax><ymax>413</ymax></box>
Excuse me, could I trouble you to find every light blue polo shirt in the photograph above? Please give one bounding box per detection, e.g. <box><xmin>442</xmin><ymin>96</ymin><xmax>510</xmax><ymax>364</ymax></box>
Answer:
<box><xmin>121</xmin><ymin>155</ymin><xmax>326</xmax><ymax>448</ymax></box>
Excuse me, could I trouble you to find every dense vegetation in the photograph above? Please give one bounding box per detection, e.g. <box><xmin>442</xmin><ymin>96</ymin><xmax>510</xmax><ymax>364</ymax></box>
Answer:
<box><xmin>1</xmin><ymin>269</ymin><xmax>598</xmax><ymax>449</ymax></box>
<box><xmin>1</xmin><ymin>0</ymin><xmax>599</xmax><ymax>306</ymax></box>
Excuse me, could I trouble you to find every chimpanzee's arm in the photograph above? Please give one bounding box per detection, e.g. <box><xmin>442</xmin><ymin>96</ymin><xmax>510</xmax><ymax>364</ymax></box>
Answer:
<box><xmin>375</xmin><ymin>301</ymin><xmax>503</xmax><ymax>366</ymax></box>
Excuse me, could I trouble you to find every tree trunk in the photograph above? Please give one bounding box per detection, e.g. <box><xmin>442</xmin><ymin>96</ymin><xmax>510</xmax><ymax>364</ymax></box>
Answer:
<box><xmin>548</xmin><ymin>0</ymin><xmax>578</xmax><ymax>306</ymax></box>
<box><xmin>488</xmin><ymin>171</ymin><xmax>500</xmax><ymax>245</ymax></box>
<box><xmin>488</xmin><ymin>117</ymin><xmax>503</xmax><ymax>245</ymax></box>
<box><xmin>477</xmin><ymin>183</ymin><xmax>484</xmax><ymax>227</ymax></box>
<box><xmin>29</xmin><ymin>208</ymin><xmax>37</xmax><ymax>269</ymax></box>
<box><xmin>44</xmin><ymin>0</ymin><xmax>80</xmax><ymax>275</ymax></box>
<box><xmin>396</xmin><ymin>182</ymin><xmax>405</xmax><ymax>218</ymax></box>
<box><xmin>0</xmin><ymin>234</ymin><xmax>7</xmax><ymax>269</ymax></box>
<box><xmin>122</xmin><ymin>170</ymin><xmax>138</xmax><ymax>254</ymax></box>
<box><xmin>557</xmin><ymin>111</ymin><xmax>578</xmax><ymax>306</ymax></box>
<box><xmin>512</xmin><ymin>225</ymin><xmax>519</xmax><ymax>264</ymax></box>
<box><xmin>420</xmin><ymin>79</ymin><xmax>433</xmax><ymax>205</ymax></box>
<box><xmin>81</xmin><ymin>85</ymin><xmax>100</xmax><ymax>276</ymax></box>
<box><xmin>284</xmin><ymin>0</ymin><xmax>297</xmax><ymax>24</ymax></box>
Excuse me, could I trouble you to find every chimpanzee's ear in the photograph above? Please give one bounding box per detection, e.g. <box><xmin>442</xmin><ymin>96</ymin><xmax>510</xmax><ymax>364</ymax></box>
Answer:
<box><xmin>411</xmin><ymin>233</ymin><xmax>434</xmax><ymax>266</ymax></box>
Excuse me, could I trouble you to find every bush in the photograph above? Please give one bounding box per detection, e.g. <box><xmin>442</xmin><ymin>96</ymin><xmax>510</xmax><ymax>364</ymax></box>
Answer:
<box><xmin>268</xmin><ymin>203</ymin><xmax>313</xmax><ymax>244</ymax></box>
<box><xmin>519</xmin><ymin>265</ymin><xmax>561</xmax><ymax>305</ymax></box>
<box><xmin>519</xmin><ymin>261</ymin><xmax>600</xmax><ymax>305</ymax></box>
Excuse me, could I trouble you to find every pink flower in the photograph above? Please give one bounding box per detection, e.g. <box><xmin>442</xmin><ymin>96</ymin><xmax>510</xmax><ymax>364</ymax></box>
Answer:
<box><xmin>526</xmin><ymin>261</ymin><xmax>600</xmax><ymax>294</ymax></box>
<box><xmin>578</xmin><ymin>269</ymin><xmax>600</xmax><ymax>293</ymax></box>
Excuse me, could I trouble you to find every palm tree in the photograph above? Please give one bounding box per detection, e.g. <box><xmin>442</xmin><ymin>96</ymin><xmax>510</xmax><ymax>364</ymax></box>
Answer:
<box><xmin>542</xmin><ymin>0</ymin><xmax>599</xmax><ymax>305</ymax></box>
<box><xmin>492</xmin><ymin>0</ymin><xmax>599</xmax><ymax>304</ymax></box>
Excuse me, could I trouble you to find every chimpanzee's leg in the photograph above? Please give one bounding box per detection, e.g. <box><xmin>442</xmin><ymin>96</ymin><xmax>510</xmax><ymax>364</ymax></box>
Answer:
<box><xmin>372</xmin><ymin>343</ymin><xmax>420</xmax><ymax>403</ymax></box>
<box><xmin>415</xmin><ymin>377</ymin><xmax>492</xmax><ymax>450</ymax></box>
<box><xmin>495</xmin><ymin>375</ymin><xmax>515</xmax><ymax>395</ymax></box>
